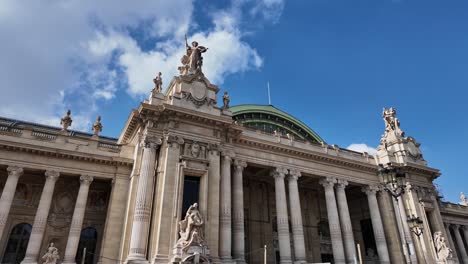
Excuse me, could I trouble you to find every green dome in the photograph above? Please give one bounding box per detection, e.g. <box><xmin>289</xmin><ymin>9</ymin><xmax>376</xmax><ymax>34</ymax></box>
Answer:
<box><xmin>230</xmin><ymin>104</ymin><xmax>324</xmax><ymax>144</ymax></box>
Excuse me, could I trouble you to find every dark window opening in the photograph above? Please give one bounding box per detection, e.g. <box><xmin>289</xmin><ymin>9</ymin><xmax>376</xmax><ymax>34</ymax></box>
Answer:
<box><xmin>360</xmin><ymin>218</ymin><xmax>378</xmax><ymax>257</ymax></box>
<box><xmin>75</xmin><ymin>227</ymin><xmax>98</xmax><ymax>264</ymax></box>
<box><xmin>1</xmin><ymin>223</ymin><xmax>32</xmax><ymax>264</ymax></box>
<box><xmin>181</xmin><ymin>176</ymin><xmax>200</xmax><ymax>218</ymax></box>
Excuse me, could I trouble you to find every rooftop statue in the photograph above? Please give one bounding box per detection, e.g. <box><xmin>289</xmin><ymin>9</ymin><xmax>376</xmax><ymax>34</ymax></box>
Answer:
<box><xmin>176</xmin><ymin>203</ymin><xmax>205</xmax><ymax>251</ymax></box>
<box><xmin>60</xmin><ymin>110</ymin><xmax>72</xmax><ymax>131</ymax></box>
<box><xmin>92</xmin><ymin>115</ymin><xmax>103</xmax><ymax>136</ymax></box>
<box><xmin>460</xmin><ymin>192</ymin><xmax>467</xmax><ymax>206</ymax></box>
<box><xmin>380</xmin><ymin>107</ymin><xmax>405</xmax><ymax>145</ymax></box>
<box><xmin>178</xmin><ymin>35</ymin><xmax>208</xmax><ymax>76</ymax></box>
<box><xmin>222</xmin><ymin>91</ymin><xmax>230</xmax><ymax>110</ymax></box>
<box><xmin>153</xmin><ymin>72</ymin><xmax>163</xmax><ymax>94</ymax></box>
<box><xmin>42</xmin><ymin>243</ymin><xmax>60</xmax><ymax>264</ymax></box>
<box><xmin>434</xmin><ymin>231</ymin><xmax>452</xmax><ymax>262</ymax></box>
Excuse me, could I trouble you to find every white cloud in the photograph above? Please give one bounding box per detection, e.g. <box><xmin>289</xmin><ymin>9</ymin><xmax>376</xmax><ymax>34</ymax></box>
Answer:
<box><xmin>347</xmin><ymin>143</ymin><xmax>378</xmax><ymax>156</ymax></box>
<box><xmin>0</xmin><ymin>0</ymin><xmax>282</xmax><ymax>132</ymax></box>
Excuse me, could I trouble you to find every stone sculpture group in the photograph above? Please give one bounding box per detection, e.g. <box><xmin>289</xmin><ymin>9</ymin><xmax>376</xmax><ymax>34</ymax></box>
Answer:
<box><xmin>42</xmin><ymin>243</ymin><xmax>60</xmax><ymax>264</ymax></box>
<box><xmin>434</xmin><ymin>231</ymin><xmax>452</xmax><ymax>262</ymax></box>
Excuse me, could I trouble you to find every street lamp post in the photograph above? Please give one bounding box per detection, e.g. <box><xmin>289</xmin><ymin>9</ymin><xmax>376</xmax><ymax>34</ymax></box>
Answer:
<box><xmin>407</xmin><ymin>214</ymin><xmax>427</xmax><ymax>264</ymax></box>
<box><xmin>377</xmin><ymin>163</ymin><xmax>407</xmax><ymax>200</ymax></box>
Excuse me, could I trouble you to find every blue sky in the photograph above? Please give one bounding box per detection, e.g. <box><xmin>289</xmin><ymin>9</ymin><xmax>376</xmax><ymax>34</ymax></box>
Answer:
<box><xmin>0</xmin><ymin>0</ymin><xmax>466</xmax><ymax>202</ymax></box>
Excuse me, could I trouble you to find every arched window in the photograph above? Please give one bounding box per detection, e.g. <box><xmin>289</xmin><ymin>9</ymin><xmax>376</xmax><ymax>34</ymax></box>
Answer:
<box><xmin>75</xmin><ymin>227</ymin><xmax>97</xmax><ymax>264</ymax></box>
<box><xmin>1</xmin><ymin>223</ymin><xmax>32</xmax><ymax>264</ymax></box>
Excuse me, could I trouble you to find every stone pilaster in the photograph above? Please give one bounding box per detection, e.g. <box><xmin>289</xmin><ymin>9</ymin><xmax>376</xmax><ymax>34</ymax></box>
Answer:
<box><xmin>21</xmin><ymin>170</ymin><xmax>60</xmax><ymax>264</ymax></box>
<box><xmin>98</xmin><ymin>176</ymin><xmax>130</xmax><ymax>264</ymax></box>
<box><xmin>62</xmin><ymin>175</ymin><xmax>94</xmax><ymax>264</ymax></box>
<box><xmin>271</xmin><ymin>167</ymin><xmax>292</xmax><ymax>264</ymax></box>
<box><xmin>319</xmin><ymin>176</ymin><xmax>345</xmax><ymax>264</ymax></box>
<box><xmin>0</xmin><ymin>166</ymin><xmax>24</xmax><ymax>240</ymax></box>
<box><xmin>363</xmin><ymin>185</ymin><xmax>390</xmax><ymax>264</ymax></box>
<box><xmin>219</xmin><ymin>152</ymin><xmax>233</xmax><ymax>262</ymax></box>
<box><xmin>453</xmin><ymin>225</ymin><xmax>468</xmax><ymax>264</ymax></box>
<box><xmin>126</xmin><ymin>136</ymin><xmax>160</xmax><ymax>264</ymax></box>
<box><xmin>397</xmin><ymin>196</ymin><xmax>418</xmax><ymax>263</ymax></box>
<box><xmin>232</xmin><ymin>159</ymin><xmax>247</xmax><ymax>263</ymax></box>
<box><xmin>335</xmin><ymin>179</ymin><xmax>357</xmax><ymax>264</ymax></box>
<box><xmin>287</xmin><ymin>169</ymin><xmax>306</xmax><ymax>264</ymax></box>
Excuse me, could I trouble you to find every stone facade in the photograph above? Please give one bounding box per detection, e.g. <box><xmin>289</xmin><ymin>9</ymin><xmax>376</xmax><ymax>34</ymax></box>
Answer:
<box><xmin>1</xmin><ymin>57</ymin><xmax>468</xmax><ymax>264</ymax></box>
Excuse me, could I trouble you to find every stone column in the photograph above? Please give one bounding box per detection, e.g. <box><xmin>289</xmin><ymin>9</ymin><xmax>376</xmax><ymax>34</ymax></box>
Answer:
<box><xmin>287</xmin><ymin>169</ymin><xmax>306</xmax><ymax>264</ymax></box>
<box><xmin>62</xmin><ymin>175</ymin><xmax>94</xmax><ymax>264</ymax></box>
<box><xmin>126</xmin><ymin>137</ymin><xmax>160</xmax><ymax>264</ymax></box>
<box><xmin>219</xmin><ymin>152</ymin><xmax>233</xmax><ymax>261</ymax></box>
<box><xmin>319</xmin><ymin>177</ymin><xmax>345</xmax><ymax>264</ymax></box>
<box><xmin>445</xmin><ymin>224</ymin><xmax>459</xmax><ymax>261</ymax></box>
<box><xmin>363</xmin><ymin>186</ymin><xmax>390</xmax><ymax>264</ymax></box>
<box><xmin>232</xmin><ymin>159</ymin><xmax>247</xmax><ymax>263</ymax></box>
<box><xmin>335</xmin><ymin>179</ymin><xmax>357</xmax><ymax>264</ymax></box>
<box><xmin>271</xmin><ymin>167</ymin><xmax>292</xmax><ymax>264</ymax></box>
<box><xmin>0</xmin><ymin>166</ymin><xmax>24</xmax><ymax>240</ymax></box>
<box><xmin>21</xmin><ymin>170</ymin><xmax>60</xmax><ymax>264</ymax></box>
<box><xmin>463</xmin><ymin>226</ymin><xmax>468</xmax><ymax>257</ymax></box>
<box><xmin>453</xmin><ymin>225</ymin><xmax>468</xmax><ymax>264</ymax></box>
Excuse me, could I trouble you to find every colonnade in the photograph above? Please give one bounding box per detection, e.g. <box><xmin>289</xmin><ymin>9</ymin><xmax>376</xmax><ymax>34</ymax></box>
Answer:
<box><xmin>445</xmin><ymin>223</ymin><xmax>468</xmax><ymax>264</ymax></box>
<box><xmin>0</xmin><ymin>166</ymin><xmax>95</xmax><ymax>264</ymax></box>
<box><xmin>218</xmin><ymin>153</ymin><xmax>391</xmax><ymax>264</ymax></box>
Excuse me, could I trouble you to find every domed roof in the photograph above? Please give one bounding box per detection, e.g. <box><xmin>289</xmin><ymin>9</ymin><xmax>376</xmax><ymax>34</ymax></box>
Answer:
<box><xmin>230</xmin><ymin>104</ymin><xmax>324</xmax><ymax>144</ymax></box>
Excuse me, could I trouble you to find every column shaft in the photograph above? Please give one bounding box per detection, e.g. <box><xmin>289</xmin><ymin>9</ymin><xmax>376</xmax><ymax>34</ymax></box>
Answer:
<box><xmin>377</xmin><ymin>191</ymin><xmax>405</xmax><ymax>263</ymax></box>
<box><xmin>398</xmin><ymin>196</ymin><xmax>418</xmax><ymax>263</ymax></box>
<box><xmin>336</xmin><ymin>179</ymin><xmax>357</xmax><ymax>264</ymax></box>
<box><xmin>287</xmin><ymin>170</ymin><xmax>306</xmax><ymax>264</ymax></box>
<box><xmin>463</xmin><ymin>227</ymin><xmax>468</xmax><ymax>257</ymax></box>
<box><xmin>363</xmin><ymin>186</ymin><xmax>390</xmax><ymax>264</ymax></box>
<box><xmin>453</xmin><ymin>225</ymin><xmax>468</xmax><ymax>264</ymax></box>
<box><xmin>232</xmin><ymin>160</ymin><xmax>247</xmax><ymax>263</ymax></box>
<box><xmin>445</xmin><ymin>224</ymin><xmax>460</xmax><ymax>261</ymax></box>
<box><xmin>22</xmin><ymin>171</ymin><xmax>60</xmax><ymax>264</ymax></box>
<box><xmin>272</xmin><ymin>167</ymin><xmax>292</xmax><ymax>264</ymax></box>
<box><xmin>126</xmin><ymin>139</ymin><xmax>159</xmax><ymax>264</ymax></box>
<box><xmin>219</xmin><ymin>153</ymin><xmax>233</xmax><ymax>261</ymax></box>
<box><xmin>319</xmin><ymin>177</ymin><xmax>345</xmax><ymax>264</ymax></box>
<box><xmin>62</xmin><ymin>175</ymin><xmax>94</xmax><ymax>264</ymax></box>
<box><xmin>0</xmin><ymin>166</ymin><xmax>24</xmax><ymax>240</ymax></box>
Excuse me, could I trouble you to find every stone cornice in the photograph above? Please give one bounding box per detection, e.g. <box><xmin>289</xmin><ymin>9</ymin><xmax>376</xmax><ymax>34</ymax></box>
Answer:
<box><xmin>0</xmin><ymin>141</ymin><xmax>133</xmax><ymax>167</ymax></box>
<box><xmin>401</xmin><ymin>162</ymin><xmax>441</xmax><ymax>179</ymax></box>
<box><xmin>234</xmin><ymin>135</ymin><xmax>378</xmax><ymax>174</ymax></box>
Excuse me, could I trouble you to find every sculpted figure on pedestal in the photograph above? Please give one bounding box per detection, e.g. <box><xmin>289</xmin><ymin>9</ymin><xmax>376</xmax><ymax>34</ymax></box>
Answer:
<box><xmin>380</xmin><ymin>107</ymin><xmax>405</xmax><ymax>144</ymax></box>
<box><xmin>60</xmin><ymin>110</ymin><xmax>72</xmax><ymax>131</ymax></box>
<box><xmin>177</xmin><ymin>203</ymin><xmax>205</xmax><ymax>251</ymax></box>
<box><xmin>179</xmin><ymin>36</ymin><xmax>208</xmax><ymax>76</ymax></box>
<box><xmin>222</xmin><ymin>91</ymin><xmax>230</xmax><ymax>110</ymax></box>
<box><xmin>42</xmin><ymin>243</ymin><xmax>60</xmax><ymax>264</ymax></box>
<box><xmin>460</xmin><ymin>192</ymin><xmax>467</xmax><ymax>206</ymax></box>
<box><xmin>434</xmin><ymin>231</ymin><xmax>452</xmax><ymax>262</ymax></box>
<box><xmin>92</xmin><ymin>115</ymin><xmax>103</xmax><ymax>136</ymax></box>
<box><xmin>153</xmin><ymin>72</ymin><xmax>163</xmax><ymax>93</ymax></box>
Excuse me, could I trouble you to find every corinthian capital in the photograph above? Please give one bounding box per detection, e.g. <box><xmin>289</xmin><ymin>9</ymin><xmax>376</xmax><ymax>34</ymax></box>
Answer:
<box><xmin>319</xmin><ymin>176</ymin><xmax>337</xmax><ymax>188</ymax></box>
<box><xmin>233</xmin><ymin>159</ymin><xmax>247</xmax><ymax>170</ymax></box>
<box><xmin>336</xmin><ymin>179</ymin><xmax>349</xmax><ymax>189</ymax></box>
<box><xmin>288</xmin><ymin>168</ymin><xmax>301</xmax><ymax>181</ymax></box>
<box><xmin>141</xmin><ymin>134</ymin><xmax>162</xmax><ymax>149</ymax></box>
<box><xmin>270</xmin><ymin>167</ymin><xmax>288</xmax><ymax>179</ymax></box>
<box><xmin>80</xmin><ymin>175</ymin><xmax>94</xmax><ymax>185</ymax></box>
<box><xmin>7</xmin><ymin>166</ymin><xmax>24</xmax><ymax>178</ymax></box>
<box><xmin>362</xmin><ymin>185</ymin><xmax>379</xmax><ymax>196</ymax></box>
<box><xmin>45</xmin><ymin>170</ymin><xmax>60</xmax><ymax>181</ymax></box>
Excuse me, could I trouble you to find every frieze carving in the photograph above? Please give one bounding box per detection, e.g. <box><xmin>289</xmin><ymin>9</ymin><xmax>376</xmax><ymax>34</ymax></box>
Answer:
<box><xmin>181</xmin><ymin>91</ymin><xmax>216</xmax><ymax>108</ymax></box>
<box><xmin>183</xmin><ymin>141</ymin><xmax>207</xmax><ymax>160</ymax></box>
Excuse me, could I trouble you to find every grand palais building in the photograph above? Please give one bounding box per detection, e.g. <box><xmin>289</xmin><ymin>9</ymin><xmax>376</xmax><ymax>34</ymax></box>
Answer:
<box><xmin>0</xmin><ymin>40</ymin><xmax>468</xmax><ymax>264</ymax></box>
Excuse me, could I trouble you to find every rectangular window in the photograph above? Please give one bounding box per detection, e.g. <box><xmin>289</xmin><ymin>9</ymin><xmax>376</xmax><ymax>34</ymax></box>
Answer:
<box><xmin>181</xmin><ymin>176</ymin><xmax>200</xmax><ymax>218</ymax></box>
